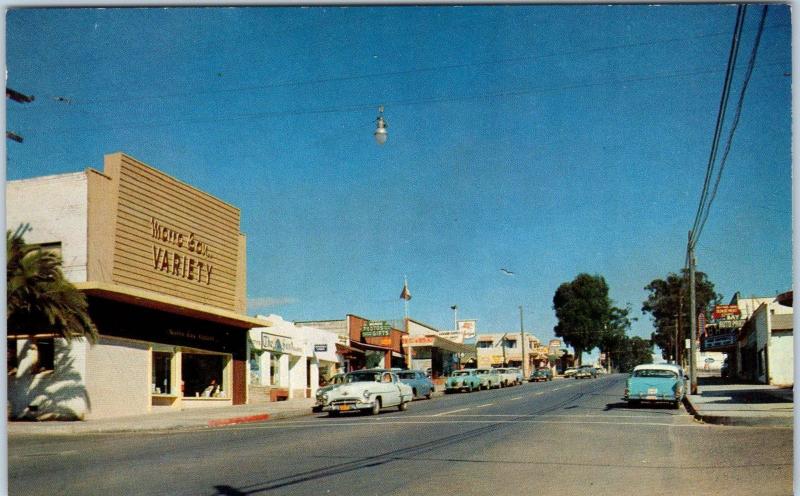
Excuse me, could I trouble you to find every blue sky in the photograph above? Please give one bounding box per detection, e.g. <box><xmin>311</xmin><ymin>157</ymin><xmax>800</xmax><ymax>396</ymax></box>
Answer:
<box><xmin>5</xmin><ymin>6</ymin><xmax>793</xmax><ymax>360</ymax></box>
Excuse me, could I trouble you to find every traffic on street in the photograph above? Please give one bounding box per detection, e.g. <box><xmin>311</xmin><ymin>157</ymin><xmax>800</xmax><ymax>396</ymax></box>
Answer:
<box><xmin>9</xmin><ymin>374</ymin><xmax>792</xmax><ymax>496</ymax></box>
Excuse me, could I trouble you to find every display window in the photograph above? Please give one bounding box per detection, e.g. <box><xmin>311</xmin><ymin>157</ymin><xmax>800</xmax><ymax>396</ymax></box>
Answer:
<box><xmin>183</xmin><ymin>352</ymin><xmax>229</xmax><ymax>398</ymax></box>
<box><xmin>152</xmin><ymin>351</ymin><xmax>173</xmax><ymax>394</ymax></box>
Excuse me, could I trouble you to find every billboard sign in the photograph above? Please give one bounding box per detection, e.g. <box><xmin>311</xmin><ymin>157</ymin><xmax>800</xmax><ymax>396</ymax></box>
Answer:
<box><xmin>457</xmin><ymin>320</ymin><xmax>477</xmax><ymax>339</ymax></box>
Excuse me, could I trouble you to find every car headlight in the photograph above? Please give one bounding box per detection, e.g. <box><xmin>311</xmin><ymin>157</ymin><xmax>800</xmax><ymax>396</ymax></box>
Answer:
<box><xmin>362</xmin><ymin>390</ymin><xmax>371</xmax><ymax>400</ymax></box>
<box><xmin>322</xmin><ymin>393</ymin><xmax>328</xmax><ymax>402</ymax></box>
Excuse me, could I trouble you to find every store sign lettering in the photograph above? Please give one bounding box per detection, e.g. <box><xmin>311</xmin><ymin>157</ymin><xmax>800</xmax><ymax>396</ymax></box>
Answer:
<box><xmin>151</xmin><ymin>218</ymin><xmax>214</xmax><ymax>285</ymax></box>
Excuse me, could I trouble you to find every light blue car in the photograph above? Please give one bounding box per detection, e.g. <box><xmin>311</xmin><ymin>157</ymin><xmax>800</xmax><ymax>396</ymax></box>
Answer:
<box><xmin>445</xmin><ymin>369</ymin><xmax>481</xmax><ymax>393</ymax></box>
<box><xmin>624</xmin><ymin>364</ymin><xmax>687</xmax><ymax>409</ymax></box>
<box><xmin>396</xmin><ymin>369</ymin><xmax>435</xmax><ymax>400</ymax></box>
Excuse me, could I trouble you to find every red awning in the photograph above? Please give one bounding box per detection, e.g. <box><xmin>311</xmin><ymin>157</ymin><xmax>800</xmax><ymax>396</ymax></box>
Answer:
<box><xmin>335</xmin><ymin>343</ymin><xmax>364</xmax><ymax>356</ymax></box>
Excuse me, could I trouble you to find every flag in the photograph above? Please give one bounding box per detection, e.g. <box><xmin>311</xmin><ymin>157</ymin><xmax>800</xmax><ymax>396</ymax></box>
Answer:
<box><xmin>400</xmin><ymin>281</ymin><xmax>412</xmax><ymax>301</ymax></box>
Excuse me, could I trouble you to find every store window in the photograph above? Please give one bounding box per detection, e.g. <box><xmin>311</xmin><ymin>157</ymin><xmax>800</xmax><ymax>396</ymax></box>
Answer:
<box><xmin>152</xmin><ymin>351</ymin><xmax>172</xmax><ymax>394</ymax></box>
<box><xmin>270</xmin><ymin>353</ymin><xmax>281</xmax><ymax>386</ymax></box>
<box><xmin>7</xmin><ymin>339</ymin><xmax>18</xmax><ymax>375</ymax></box>
<box><xmin>32</xmin><ymin>338</ymin><xmax>54</xmax><ymax>373</ymax></box>
<box><xmin>183</xmin><ymin>353</ymin><xmax>227</xmax><ymax>398</ymax></box>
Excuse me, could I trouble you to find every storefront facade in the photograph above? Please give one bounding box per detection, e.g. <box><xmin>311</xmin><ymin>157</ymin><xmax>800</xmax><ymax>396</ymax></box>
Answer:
<box><xmin>7</xmin><ymin>153</ymin><xmax>268</xmax><ymax>419</ymax></box>
<box><xmin>404</xmin><ymin>319</ymin><xmax>474</xmax><ymax>379</ymax></box>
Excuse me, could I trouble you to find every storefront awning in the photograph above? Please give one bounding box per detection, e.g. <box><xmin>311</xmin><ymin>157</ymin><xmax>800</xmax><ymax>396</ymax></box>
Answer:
<box><xmin>335</xmin><ymin>343</ymin><xmax>364</xmax><ymax>356</ymax></box>
<box><xmin>76</xmin><ymin>281</ymin><xmax>271</xmax><ymax>330</ymax></box>
<box><xmin>351</xmin><ymin>340</ymin><xmax>394</xmax><ymax>353</ymax></box>
<box><xmin>404</xmin><ymin>335</ymin><xmax>474</xmax><ymax>354</ymax></box>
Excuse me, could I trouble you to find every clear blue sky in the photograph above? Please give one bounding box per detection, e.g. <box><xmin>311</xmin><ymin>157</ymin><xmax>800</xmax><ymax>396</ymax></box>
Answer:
<box><xmin>5</xmin><ymin>5</ymin><xmax>793</xmax><ymax>360</ymax></box>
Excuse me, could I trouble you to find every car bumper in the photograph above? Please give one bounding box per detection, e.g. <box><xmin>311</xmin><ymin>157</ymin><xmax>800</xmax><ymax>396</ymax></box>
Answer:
<box><xmin>323</xmin><ymin>400</ymin><xmax>375</xmax><ymax>412</ymax></box>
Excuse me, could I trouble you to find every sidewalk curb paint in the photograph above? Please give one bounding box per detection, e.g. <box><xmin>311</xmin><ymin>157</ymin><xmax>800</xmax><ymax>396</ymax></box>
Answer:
<box><xmin>208</xmin><ymin>414</ymin><xmax>270</xmax><ymax>427</ymax></box>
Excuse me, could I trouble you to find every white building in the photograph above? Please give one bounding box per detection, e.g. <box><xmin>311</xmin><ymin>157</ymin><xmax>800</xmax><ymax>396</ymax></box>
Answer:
<box><xmin>248</xmin><ymin>315</ymin><xmax>339</xmax><ymax>401</ymax></box>
<box><xmin>736</xmin><ymin>295</ymin><xmax>793</xmax><ymax>386</ymax></box>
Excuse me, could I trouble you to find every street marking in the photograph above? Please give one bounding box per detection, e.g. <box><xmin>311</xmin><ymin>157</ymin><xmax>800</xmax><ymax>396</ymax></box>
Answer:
<box><xmin>476</xmin><ymin>403</ymin><xmax>494</xmax><ymax>408</ymax></box>
<box><xmin>534</xmin><ymin>392</ymin><xmax>545</xmax><ymax>396</ymax></box>
<box><xmin>433</xmin><ymin>408</ymin><xmax>470</xmax><ymax>417</ymax></box>
<box><xmin>510</xmin><ymin>396</ymin><xmax>523</xmax><ymax>401</ymax></box>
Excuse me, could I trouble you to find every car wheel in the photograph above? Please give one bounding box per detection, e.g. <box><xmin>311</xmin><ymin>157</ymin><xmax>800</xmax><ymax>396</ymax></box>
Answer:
<box><xmin>412</xmin><ymin>388</ymin><xmax>418</xmax><ymax>399</ymax></box>
<box><xmin>425</xmin><ymin>389</ymin><xmax>432</xmax><ymax>400</ymax></box>
<box><xmin>628</xmin><ymin>400</ymin><xmax>640</xmax><ymax>408</ymax></box>
<box><xmin>370</xmin><ymin>399</ymin><xmax>381</xmax><ymax>415</ymax></box>
<box><xmin>672</xmin><ymin>400</ymin><xmax>681</xmax><ymax>410</ymax></box>
<box><xmin>398</xmin><ymin>400</ymin><xmax>409</xmax><ymax>411</ymax></box>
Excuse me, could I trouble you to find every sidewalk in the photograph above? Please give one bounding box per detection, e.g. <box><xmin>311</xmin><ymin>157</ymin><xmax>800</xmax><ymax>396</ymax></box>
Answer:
<box><xmin>684</xmin><ymin>374</ymin><xmax>794</xmax><ymax>427</ymax></box>
<box><xmin>8</xmin><ymin>398</ymin><xmax>317</xmax><ymax>437</ymax></box>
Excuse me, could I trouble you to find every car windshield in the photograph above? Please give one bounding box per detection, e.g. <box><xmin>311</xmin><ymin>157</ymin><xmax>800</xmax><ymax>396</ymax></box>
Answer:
<box><xmin>330</xmin><ymin>375</ymin><xmax>344</xmax><ymax>384</ymax></box>
<box><xmin>452</xmin><ymin>371</ymin><xmax>471</xmax><ymax>377</ymax></box>
<box><xmin>345</xmin><ymin>372</ymin><xmax>381</xmax><ymax>383</ymax></box>
<box><xmin>633</xmin><ymin>369</ymin><xmax>678</xmax><ymax>379</ymax></box>
<box><xmin>397</xmin><ymin>372</ymin><xmax>414</xmax><ymax>379</ymax></box>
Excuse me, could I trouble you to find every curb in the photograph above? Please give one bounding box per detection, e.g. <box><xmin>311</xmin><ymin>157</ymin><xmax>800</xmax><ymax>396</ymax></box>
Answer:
<box><xmin>683</xmin><ymin>396</ymin><xmax>792</xmax><ymax>427</ymax></box>
<box><xmin>208</xmin><ymin>413</ymin><xmax>270</xmax><ymax>427</ymax></box>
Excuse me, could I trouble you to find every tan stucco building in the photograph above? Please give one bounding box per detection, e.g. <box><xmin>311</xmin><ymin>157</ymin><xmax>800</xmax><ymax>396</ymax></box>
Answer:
<box><xmin>7</xmin><ymin>153</ymin><xmax>269</xmax><ymax>419</ymax></box>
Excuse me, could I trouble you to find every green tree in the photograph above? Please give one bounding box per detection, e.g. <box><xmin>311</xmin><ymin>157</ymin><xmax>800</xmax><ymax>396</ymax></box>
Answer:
<box><xmin>641</xmin><ymin>269</ymin><xmax>720</xmax><ymax>363</ymax></box>
<box><xmin>552</xmin><ymin>273</ymin><xmax>612</xmax><ymax>365</ymax></box>
<box><xmin>599</xmin><ymin>305</ymin><xmax>634</xmax><ymax>371</ymax></box>
<box><xmin>7</xmin><ymin>225</ymin><xmax>98</xmax><ymax>342</ymax></box>
<box><xmin>616</xmin><ymin>336</ymin><xmax>653</xmax><ymax>373</ymax></box>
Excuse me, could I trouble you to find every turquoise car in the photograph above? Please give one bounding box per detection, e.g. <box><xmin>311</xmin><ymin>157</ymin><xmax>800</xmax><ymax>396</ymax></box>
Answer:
<box><xmin>445</xmin><ymin>369</ymin><xmax>481</xmax><ymax>393</ymax></box>
<box><xmin>624</xmin><ymin>364</ymin><xmax>687</xmax><ymax>409</ymax></box>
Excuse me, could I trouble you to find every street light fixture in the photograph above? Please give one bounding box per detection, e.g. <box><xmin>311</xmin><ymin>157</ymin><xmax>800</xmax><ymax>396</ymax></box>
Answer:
<box><xmin>374</xmin><ymin>105</ymin><xmax>388</xmax><ymax>145</ymax></box>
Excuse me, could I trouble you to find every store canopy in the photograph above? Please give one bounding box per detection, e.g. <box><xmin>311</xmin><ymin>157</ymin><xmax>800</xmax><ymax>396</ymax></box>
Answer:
<box><xmin>76</xmin><ymin>281</ymin><xmax>271</xmax><ymax>330</ymax></box>
<box><xmin>405</xmin><ymin>335</ymin><xmax>474</xmax><ymax>354</ymax></box>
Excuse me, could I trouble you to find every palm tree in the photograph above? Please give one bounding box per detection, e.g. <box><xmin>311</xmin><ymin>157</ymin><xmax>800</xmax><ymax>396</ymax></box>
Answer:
<box><xmin>7</xmin><ymin>224</ymin><xmax>97</xmax><ymax>342</ymax></box>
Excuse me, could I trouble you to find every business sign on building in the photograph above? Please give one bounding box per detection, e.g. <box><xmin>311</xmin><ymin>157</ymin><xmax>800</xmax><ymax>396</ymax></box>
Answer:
<box><xmin>261</xmin><ymin>332</ymin><xmax>302</xmax><ymax>355</ymax></box>
<box><xmin>104</xmin><ymin>154</ymin><xmax>242</xmax><ymax>311</ymax></box>
<box><xmin>402</xmin><ymin>335</ymin><xmax>435</xmax><ymax>346</ymax></box>
<box><xmin>438</xmin><ymin>330</ymin><xmax>463</xmax><ymax>343</ymax></box>
<box><xmin>314</xmin><ymin>344</ymin><xmax>328</xmax><ymax>352</ymax></box>
<box><xmin>712</xmin><ymin>305</ymin><xmax>741</xmax><ymax>320</ymax></box>
<box><xmin>457</xmin><ymin>320</ymin><xmax>477</xmax><ymax>339</ymax></box>
<box><xmin>361</xmin><ymin>321</ymin><xmax>392</xmax><ymax>338</ymax></box>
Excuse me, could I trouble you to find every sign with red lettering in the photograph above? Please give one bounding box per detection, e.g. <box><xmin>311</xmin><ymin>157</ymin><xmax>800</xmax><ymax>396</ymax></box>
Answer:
<box><xmin>712</xmin><ymin>305</ymin><xmax>740</xmax><ymax>320</ymax></box>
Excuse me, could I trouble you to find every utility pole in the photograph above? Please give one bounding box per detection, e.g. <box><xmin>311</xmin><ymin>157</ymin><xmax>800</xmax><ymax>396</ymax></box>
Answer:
<box><xmin>519</xmin><ymin>306</ymin><xmax>527</xmax><ymax>377</ymax></box>
<box><xmin>688</xmin><ymin>231</ymin><xmax>698</xmax><ymax>394</ymax></box>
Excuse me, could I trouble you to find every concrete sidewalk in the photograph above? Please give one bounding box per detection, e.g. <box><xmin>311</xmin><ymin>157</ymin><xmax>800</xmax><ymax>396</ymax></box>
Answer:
<box><xmin>8</xmin><ymin>398</ymin><xmax>317</xmax><ymax>437</ymax></box>
<box><xmin>684</xmin><ymin>376</ymin><xmax>793</xmax><ymax>427</ymax></box>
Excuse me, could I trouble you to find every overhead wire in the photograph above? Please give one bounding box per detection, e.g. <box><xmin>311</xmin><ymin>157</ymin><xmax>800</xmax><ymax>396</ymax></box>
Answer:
<box><xmin>689</xmin><ymin>4</ymin><xmax>747</xmax><ymax>249</ymax></box>
<box><xmin>694</xmin><ymin>5</ymin><xmax>769</xmax><ymax>243</ymax></box>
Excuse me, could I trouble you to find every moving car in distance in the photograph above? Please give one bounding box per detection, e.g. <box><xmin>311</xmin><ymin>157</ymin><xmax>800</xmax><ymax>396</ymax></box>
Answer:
<box><xmin>574</xmin><ymin>365</ymin><xmax>598</xmax><ymax>379</ymax></box>
<box><xmin>396</xmin><ymin>369</ymin><xmax>435</xmax><ymax>399</ymax></box>
<box><xmin>624</xmin><ymin>363</ymin><xmax>687</xmax><ymax>409</ymax></box>
<box><xmin>321</xmin><ymin>369</ymin><xmax>412</xmax><ymax>416</ymax></box>
<box><xmin>445</xmin><ymin>369</ymin><xmax>482</xmax><ymax>393</ymax></box>
<box><xmin>474</xmin><ymin>368</ymin><xmax>502</xmax><ymax>389</ymax></box>
<box><xmin>529</xmin><ymin>367</ymin><xmax>553</xmax><ymax>382</ymax></box>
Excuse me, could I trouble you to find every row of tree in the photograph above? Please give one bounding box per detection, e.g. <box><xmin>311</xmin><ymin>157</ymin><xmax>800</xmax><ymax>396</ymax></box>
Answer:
<box><xmin>552</xmin><ymin>270</ymin><xmax>720</xmax><ymax>372</ymax></box>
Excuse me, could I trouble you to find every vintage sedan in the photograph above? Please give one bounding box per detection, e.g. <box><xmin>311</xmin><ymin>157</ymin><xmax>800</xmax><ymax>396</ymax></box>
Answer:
<box><xmin>494</xmin><ymin>367</ymin><xmax>520</xmax><ymax>387</ymax></box>
<box><xmin>529</xmin><ymin>368</ymin><xmax>553</xmax><ymax>382</ymax></box>
<box><xmin>563</xmin><ymin>367</ymin><xmax>578</xmax><ymax>378</ymax></box>
<box><xmin>474</xmin><ymin>368</ymin><xmax>502</xmax><ymax>389</ymax></box>
<box><xmin>321</xmin><ymin>369</ymin><xmax>413</xmax><ymax>416</ymax></box>
<box><xmin>574</xmin><ymin>365</ymin><xmax>598</xmax><ymax>379</ymax></box>
<box><xmin>624</xmin><ymin>364</ymin><xmax>687</xmax><ymax>408</ymax></box>
<box><xmin>396</xmin><ymin>369</ymin><xmax>435</xmax><ymax>399</ymax></box>
<box><xmin>445</xmin><ymin>369</ymin><xmax>482</xmax><ymax>393</ymax></box>
<box><xmin>312</xmin><ymin>373</ymin><xmax>345</xmax><ymax>412</ymax></box>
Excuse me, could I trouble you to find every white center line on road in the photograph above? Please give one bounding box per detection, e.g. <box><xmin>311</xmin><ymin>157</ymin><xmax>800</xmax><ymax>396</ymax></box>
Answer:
<box><xmin>475</xmin><ymin>403</ymin><xmax>494</xmax><ymax>408</ymax></box>
<box><xmin>433</xmin><ymin>408</ymin><xmax>470</xmax><ymax>417</ymax></box>
<box><xmin>510</xmin><ymin>396</ymin><xmax>523</xmax><ymax>401</ymax></box>
<box><xmin>534</xmin><ymin>392</ymin><xmax>545</xmax><ymax>396</ymax></box>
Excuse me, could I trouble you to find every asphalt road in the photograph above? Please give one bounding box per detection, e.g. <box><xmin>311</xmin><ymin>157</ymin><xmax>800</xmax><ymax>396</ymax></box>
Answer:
<box><xmin>9</xmin><ymin>374</ymin><xmax>792</xmax><ymax>496</ymax></box>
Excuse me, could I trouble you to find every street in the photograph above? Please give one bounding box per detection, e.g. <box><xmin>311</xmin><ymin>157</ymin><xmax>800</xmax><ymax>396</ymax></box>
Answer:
<box><xmin>10</xmin><ymin>375</ymin><xmax>792</xmax><ymax>496</ymax></box>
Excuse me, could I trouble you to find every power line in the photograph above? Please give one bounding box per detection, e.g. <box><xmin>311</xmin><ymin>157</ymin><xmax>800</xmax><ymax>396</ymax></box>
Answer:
<box><xmin>26</xmin><ymin>23</ymin><xmax>790</xmax><ymax>107</ymax></box>
<box><xmin>13</xmin><ymin>59</ymin><xmax>787</xmax><ymax>136</ymax></box>
<box><xmin>689</xmin><ymin>5</ymin><xmax>747</xmax><ymax>248</ymax></box>
<box><xmin>694</xmin><ymin>5</ymin><xmax>769</xmax><ymax>243</ymax></box>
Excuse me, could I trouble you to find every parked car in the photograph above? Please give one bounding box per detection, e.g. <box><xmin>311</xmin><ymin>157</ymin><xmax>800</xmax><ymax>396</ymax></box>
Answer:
<box><xmin>494</xmin><ymin>367</ymin><xmax>519</xmax><ymax>387</ymax></box>
<box><xmin>321</xmin><ymin>369</ymin><xmax>413</xmax><ymax>416</ymax></box>
<box><xmin>474</xmin><ymin>368</ymin><xmax>502</xmax><ymax>389</ymax></box>
<box><xmin>445</xmin><ymin>369</ymin><xmax>482</xmax><ymax>393</ymax></box>
<box><xmin>312</xmin><ymin>373</ymin><xmax>345</xmax><ymax>412</ymax></box>
<box><xmin>510</xmin><ymin>367</ymin><xmax>524</xmax><ymax>385</ymax></box>
<box><xmin>563</xmin><ymin>367</ymin><xmax>578</xmax><ymax>378</ymax></box>
<box><xmin>529</xmin><ymin>368</ymin><xmax>553</xmax><ymax>382</ymax></box>
<box><xmin>574</xmin><ymin>365</ymin><xmax>598</xmax><ymax>379</ymax></box>
<box><xmin>624</xmin><ymin>363</ymin><xmax>687</xmax><ymax>408</ymax></box>
<box><xmin>396</xmin><ymin>369</ymin><xmax>435</xmax><ymax>399</ymax></box>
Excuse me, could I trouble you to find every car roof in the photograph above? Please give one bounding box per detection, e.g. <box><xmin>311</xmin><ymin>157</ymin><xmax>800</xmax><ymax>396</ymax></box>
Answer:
<box><xmin>632</xmin><ymin>364</ymin><xmax>683</xmax><ymax>373</ymax></box>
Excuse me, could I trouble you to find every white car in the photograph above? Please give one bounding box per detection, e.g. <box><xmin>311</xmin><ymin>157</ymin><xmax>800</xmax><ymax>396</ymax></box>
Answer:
<box><xmin>321</xmin><ymin>369</ymin><xmax>413</xmax><ymax>416</ymax></box>
<box><xmin>495</xmin><ymin>367</ymin><xmax>521</xmax><ymax>387</ymax></box>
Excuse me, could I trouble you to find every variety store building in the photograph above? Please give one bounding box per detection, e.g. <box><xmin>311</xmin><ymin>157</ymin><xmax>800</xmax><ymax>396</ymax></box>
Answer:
<box><xmin>7</xmin><ymin>153</ymin><xmax>270</xmax><ymax>419</ymax></box>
